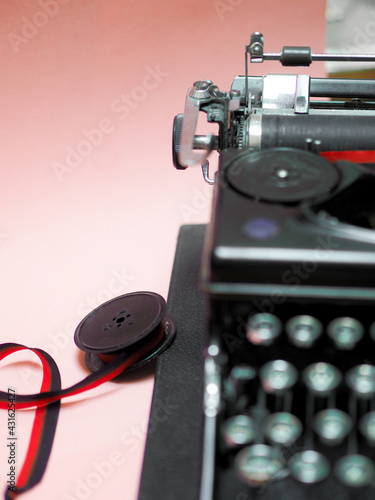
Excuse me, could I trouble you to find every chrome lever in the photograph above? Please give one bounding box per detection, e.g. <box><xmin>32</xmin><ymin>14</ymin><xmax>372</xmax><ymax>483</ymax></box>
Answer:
<box><xmin>201</xmin><ymin>160</ymin><xmax>215</xmax><ymax>185</ymax></box>
<box><xmin>178</xmin><ymin>81</ymin><xmax>215</xmax><ymax>167</ymax></box>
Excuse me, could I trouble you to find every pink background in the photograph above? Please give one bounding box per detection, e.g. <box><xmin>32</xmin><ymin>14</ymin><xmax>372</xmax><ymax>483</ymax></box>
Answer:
<box><xmin>0</xmin><ymin>2</ymin><xmax>327</xmax><ymax>499</ymax></box>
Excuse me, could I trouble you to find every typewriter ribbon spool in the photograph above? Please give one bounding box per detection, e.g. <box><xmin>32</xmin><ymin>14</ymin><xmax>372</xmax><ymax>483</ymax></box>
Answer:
<box><xmin>0</xmin><ymin>291</ymin><xmax>176</xmax><ymax>498</ymax></box>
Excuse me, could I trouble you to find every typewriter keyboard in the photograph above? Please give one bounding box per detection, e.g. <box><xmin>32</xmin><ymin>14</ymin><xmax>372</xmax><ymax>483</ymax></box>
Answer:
<box><xmin>215</xmin><ymin>304</ymin><xmax>375</xmax><ymax>499</ymax></box>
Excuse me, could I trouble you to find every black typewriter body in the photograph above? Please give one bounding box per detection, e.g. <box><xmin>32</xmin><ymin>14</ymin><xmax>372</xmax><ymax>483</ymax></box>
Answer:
<box><xmin>172</xmin><ymin>33</ymin><xmax>375</xmax><ymax>499</ymax></box>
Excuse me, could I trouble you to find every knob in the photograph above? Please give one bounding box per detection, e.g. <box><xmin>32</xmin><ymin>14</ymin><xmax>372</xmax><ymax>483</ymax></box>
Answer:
<box><xmin>172</xmin><ymin>114</ymin><xmax>187</xmax><ymax>170</ymax></box>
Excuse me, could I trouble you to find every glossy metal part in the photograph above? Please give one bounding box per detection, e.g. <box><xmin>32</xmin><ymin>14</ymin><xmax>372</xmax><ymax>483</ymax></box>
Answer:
<box><xmin>346</xmin><ymin>364</ymin><xmax>375</xmax><ymax>399</ymax></box>
<box><xmin>303</xmin><ymin>362</ymin><xmax>342</xmax><ymax>396</ymax></box>
<box><xmin>286</xmin><ymin>315</ymin><xmax>322</xmax><ymax>348</ymax></box>
<box><xmin>190</xmin><ymin>80</ymin><xmax>213</xmax><ymax>100</ymax></box>
<box><xmin>313</xmin><ymin>409</ymin><xmax>352</xmax><ymax>446</ymax></box>
<box><xmin>289</xmin><ymin>451</ymin><xmax>330</xmax><ymax>484</ymax></box>
<box><xmin>235</xmin><ymin>444</ymin><xmax>286</xmax><ymax>486</ymax></box>
<box><xmin>221</xmin><ymin>415</ymin><xmax>256</xmax><ymax>449</ymax></box>
<box><xmin>199</xmin><ymin>347</ymin><xmax>221</xmax><ymax>500</ymax></box>
<box><xmin>327</xmin><ymin>317</ymin><xmax>364</xmax><ymax>350</ymax></box>
<box><xmin>201</xmin><ymin>160</ymin><xmax>215</xmax><ymax>185</ymax></box>
<box><xmin>179</xmin><ymin>81</ymin><xmax>216</xmax><ymax>167</ymax></box>
<box><xmin>295</xmin><ymin>75</ymin><xmax>310</xmax><ymax>114</ymax></box>
<box><xmin>247</xmin><ymin>32</ymin><xmax>375</xmax><ymax>65</ymax></box>
<box><xmin>248</xmin><ymin>32</ymin><xmax>264</xmax><ymax>63</ymax></box>
<box><xmin>334</xmin><ymin>454</ymin><xmax>375</xmax><ymax>487</ymax></box>
<box><xmin>359</xmin><ymin>411</ymin><xmax>375</xmax><ymax>445</ymax></box>
<box><xmin>247</xmin><ymin>313</ymin><xmax>282</xmax><ymax>346</ymax></box>
<box><xmin>260</xmin><ymin>360</ymin><xmax>298</xmax><ymax>394</ymax></box>
<box><xmin>264</xmin><ymin>412</ymin><xmax>303</xmax><ymax>446</ymax></box>
<box><xmin>262</xmin><ymin>74</ymin><xmax>298</xmax><ymax>110</ymax></box>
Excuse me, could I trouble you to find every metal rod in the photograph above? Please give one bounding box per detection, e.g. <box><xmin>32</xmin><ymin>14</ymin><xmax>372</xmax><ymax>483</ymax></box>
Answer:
<box><xmin>304</xmin><ymin>392</ymin><xmax>315</xmax><ymax>450</ymax></box>
<box><xmin>283</xmin><ymin>390</ymin><xmax>293</xmax><ymax>414</ymax></box>
<box><xmin>313</xmin><ymin>53</ymin><xmax>375</xmax><ymax>62</ymax></box>
<box><xmin>262</xmin><ymin>52</ymin><xmax>375</xmax><ymax>63</ymax></box>
<box><xmin>347</xmin><ymin>394</ymin><xmax>358</xmax><ymax>455</ymax></box>
<box><xmin>245</xmin><ymin>51</ymin><xmax>249</xmax><ymax>108</ymax></box>
<box><xmin>253</xmin><ymin>386</ymin><xmax>267</xmax><ymax>445</ymax></box>
<box><xmin>194</xmin><ymin>135</ymin><xmax>219</xmax><ymax>150</ymax></box>
<box><xmin>199</xmin><ymin>415</ymin><xmax>217</xmax><ymax>500</ymax></box>
<box><xmin>328</xmin><ymin>393</ymin><xmax>336</xmax><ymax>409</ymax></box>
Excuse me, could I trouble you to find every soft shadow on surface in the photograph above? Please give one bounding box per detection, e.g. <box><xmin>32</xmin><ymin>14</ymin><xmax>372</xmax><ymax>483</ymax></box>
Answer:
<box><xmin>75</xmin><ymin>349</ymin><xmax>156</xmax><ymax>384</ymax></box>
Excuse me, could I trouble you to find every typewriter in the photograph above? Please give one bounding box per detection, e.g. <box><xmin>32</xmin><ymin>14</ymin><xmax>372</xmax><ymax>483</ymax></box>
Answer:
<box><xmin>172</xmin><ymin>33</ymin><xmax>375</xmax><ymax>499</ymax></box>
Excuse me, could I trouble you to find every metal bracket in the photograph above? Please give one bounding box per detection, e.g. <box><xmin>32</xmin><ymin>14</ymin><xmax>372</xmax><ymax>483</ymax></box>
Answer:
<box><xmin>262</xmin><ymin>74</ymin><xmax>298</xmax><ymax>110</ymax></box>
<box><xmin>262</xmin><ymin>74</ymin><xmax>310</xmax><ymax>113</ymax></box>
<box><xmin>248</xmin><ymin>32</ymin><xmax>264</xmax><ymax>63</ymax></box>
<box><xmin>178</xmin><ymin>81</ymin><xmax>216</xmax><ymax>167</ymax></box>
<box><xmin>295</xmin><ymin>75</ymin><xmax>310</xmax><ymax>114</ymax></box>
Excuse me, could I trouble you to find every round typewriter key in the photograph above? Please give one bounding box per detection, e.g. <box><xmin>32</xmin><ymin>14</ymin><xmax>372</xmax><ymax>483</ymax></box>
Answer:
<box><xmin>235</xmin><ymin>444</ymin><xmax>286</xmax><ymax>486</ymax></box>
<box><xmin>260</xmin><ymin>360</ymin><xmax>298</xmax><ymax>394</ymax></box>
<box><xmin>359</xmin><ymin>412</ymin><xmax>375</xmax><ymax>445</ymax></box>
<box><xmin>246</xmin><ymin>313</ymin><xmax>282</xmax><ymax>346</ymax></box>
<box><xmin>264</xmin><ymin>412</ymin><xmax>303</xmax><ymax>446</ymax></box>
<box><xmin>313</xmin><ymin>409</ymin><xmax>352</xmax><ymax>446</ymax></box>
<box><xmin>289</xmin><ymin>451</ymin><xmax>330</xmax><ymax>484</ymax></box>
<box><xmin>334</xmin><ymin>455</ymin><xmax>375</xmax><ymax>487</ymax></box>
<box><xmin>286</xmin><ymin>315</ymin><xmax>322</xmax><ymax>348</ymax></box>
<box><xmin>302</xmin><ymin>362</ymin><xmax>342</xmax><ymax>396</ymax></box>
<box><xmin>346</xmin><ymin>364</ymin><xmax>375</xmax><ymax>399</ymax></box>
<box><xmin>327</xmin><ymin>317</ymin><xmax>364</xmax><ymax>350</ymax></box>
<box><xmin>221</xmin><ymin>415</ymin><xmax>256</xmax><ymax>449</ymax></box>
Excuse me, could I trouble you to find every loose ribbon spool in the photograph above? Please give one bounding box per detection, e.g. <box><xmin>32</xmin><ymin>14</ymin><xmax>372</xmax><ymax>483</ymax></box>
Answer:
<box><xmin>0</xmin><ymin>291</ymin><xmax>176</xmax><ymax>498</ymax></box>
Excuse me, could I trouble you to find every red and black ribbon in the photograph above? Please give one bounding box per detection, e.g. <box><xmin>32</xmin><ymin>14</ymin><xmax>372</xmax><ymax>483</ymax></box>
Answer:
<box><xmin>0</xmin><ymin>336</ymin><xmax>159</xmax><ymax>498</ymax></box>
<box><xmin>1</xmin><ymin>344</ymin><xmax>61</xmax><ymax>499</ymax></box>
<box><xmin>321</xmin><ymin>150</ymin><xmax>375</xmax><ymax>163</ymax></box>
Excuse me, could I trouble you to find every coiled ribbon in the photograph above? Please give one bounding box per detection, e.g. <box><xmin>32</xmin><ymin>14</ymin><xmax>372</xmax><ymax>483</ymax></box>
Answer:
<box><xmin>0</xmin><ymin>332</ymin><xmax>162</xmax><ymax>498</ymax></box>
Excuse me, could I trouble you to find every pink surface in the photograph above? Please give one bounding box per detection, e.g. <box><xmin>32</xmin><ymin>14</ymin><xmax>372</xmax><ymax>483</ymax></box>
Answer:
<box><xmin>0</xmin><ymin>2</ymin><xmax>327</xmax><ymax>499</ymax></box>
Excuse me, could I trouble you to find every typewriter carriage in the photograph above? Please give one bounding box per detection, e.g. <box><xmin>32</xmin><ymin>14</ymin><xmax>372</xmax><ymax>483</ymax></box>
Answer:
<box><xmin>173</xmin><ymin>32</ymin><xmax>375</xmax><ymax>305</ymax></box>
<box><xmin>173</xmin><ymin>31</ymin><xmax>375</xmax><ymax>171</ymax></box>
